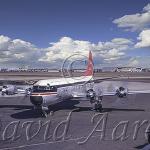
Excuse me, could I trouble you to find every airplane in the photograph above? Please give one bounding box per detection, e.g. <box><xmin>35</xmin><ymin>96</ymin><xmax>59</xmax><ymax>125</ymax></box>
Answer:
<box><xmin>30</xmin><ymin>51</ymin><xmax>150</xmax><ymax>116</ymax></box>
<box><xmin>29</xmin><ymin>51</ymin><xmax>150</xmax><ymax>117</ymax></box>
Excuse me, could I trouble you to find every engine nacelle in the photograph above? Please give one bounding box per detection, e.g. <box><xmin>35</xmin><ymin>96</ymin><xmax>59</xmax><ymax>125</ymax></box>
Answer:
<box><xmin>115</xmin><ymin>86</ymin><xmax>127</xmax><ymax>98</ymax></box>
<box><xmin>1</xmin><ymin>85</ymin><xmax>17</xmax><ymax>95</ymax></box>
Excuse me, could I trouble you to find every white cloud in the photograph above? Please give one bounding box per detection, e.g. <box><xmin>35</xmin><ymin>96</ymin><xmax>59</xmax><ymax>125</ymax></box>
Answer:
<box><xmin>97</xmin><ymin>38</ymin><xmax>133</xmax><ymax>51</ymax></box>
<box><xmin>135</xmin><ymin>29</ymin><xmax>150</xmax><ymax>48</ymax></box>
<box><xmin>40</xmin><ymin>37</ymin><xmax>96</xmax><ymax>62</ymax></box>
<box><xmin>40</xmin><ymin>37</ymin><xmax>132</xmax><ymax>64</ymax></box>
<box><xmin>0</xmin><ymin>35</ymin><xmax>46</xmax><ymax>68</ymax></box>
<box><xmin>101</xmin><ymin>48</ymin><xmax>125</xmax><ymax>61</ymax></box>
<box><xmin>9</xmin><ymin>39</ymin><xmax>36</xmax><ymax>51</ymax></box>
<box><xmin>14</xmin><ymin>53</ymin><xmax>24</xmax><ymax>59</ymax></box>
<box><xmin>127</xmin><ymin>58</ymin><xmax>139</xmax><ymax>66</ymax></box>
<box><xmin>0</xmin><ymin>35</ymin><xmax>11</xmax><ymax>50</ymax></box>
<box><xmin>0</xmin><ymin>35</ymin><xmax>134</xmax><ymax>68</ymax></box>
<box><xmin>113</xmin><ymin>3</ymin><xmax>150</xmax><ymax>31</ymax></box>
<box><xmin>143</xmin><ymin>3</ymin><xmax>150</xmax><ymax>12</ymax></box>
<box><xmin>111</xmin><ymin>38</ymin><xmax>133</xmax><ymax>45</ymax></box>
<box><xmin>126</xmin><ymin>56</ymin><xmax>150</xmax><ymax>68</ymax></box>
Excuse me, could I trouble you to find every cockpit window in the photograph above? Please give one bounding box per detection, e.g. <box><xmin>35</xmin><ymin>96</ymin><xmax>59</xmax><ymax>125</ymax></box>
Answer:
<box><xmin>33</xmin><ymin>85</ymin><xmax>57</xmax><ymax>92</ymax></box>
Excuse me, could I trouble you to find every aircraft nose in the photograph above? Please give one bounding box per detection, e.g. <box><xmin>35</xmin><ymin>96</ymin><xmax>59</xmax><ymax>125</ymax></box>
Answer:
<box><xmin>30</xmin><ymin>96</ymin><xmax>43</xmax><ymax>106</ymax></box>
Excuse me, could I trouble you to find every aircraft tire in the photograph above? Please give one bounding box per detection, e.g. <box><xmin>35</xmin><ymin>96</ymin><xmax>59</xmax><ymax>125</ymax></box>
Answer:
<box><xmin>94</xmin><ymin>103</ymin><xmax>102</xmax><ymax>112</ymax></box>
<box><xmin>147</xmin><ymin>132</ymin><xmax>150</xmax><ymax>144</ymax></box>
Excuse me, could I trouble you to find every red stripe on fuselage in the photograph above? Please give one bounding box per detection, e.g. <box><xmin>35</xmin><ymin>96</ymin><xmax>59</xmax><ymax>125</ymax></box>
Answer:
<box><xmin>31</xmin><ymin>92</ymin><xmax>57</xmax><ymax>96</ymax></box>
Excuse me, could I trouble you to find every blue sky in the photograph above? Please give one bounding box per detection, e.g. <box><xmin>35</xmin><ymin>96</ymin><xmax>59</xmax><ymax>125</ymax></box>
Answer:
<box><xmin>0</xmin><ymin>0</ymin><xmax>150</xmax><ymax>68</ymax></box>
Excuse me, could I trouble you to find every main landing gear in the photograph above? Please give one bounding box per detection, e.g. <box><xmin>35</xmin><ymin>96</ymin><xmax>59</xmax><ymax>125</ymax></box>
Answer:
<box><xmin>94</xmin><ymin>100</ymin><xmax>102</xmax><ymax>112</ymax></box>
<box><xmin>87</xmin><ymin>89</ymin><xmax>103</xmax><ymax>112</ymax></box>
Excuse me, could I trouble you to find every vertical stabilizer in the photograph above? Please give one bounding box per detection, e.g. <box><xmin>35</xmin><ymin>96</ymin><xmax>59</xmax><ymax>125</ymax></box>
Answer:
<box><xmin>84</xmin><ymin>51</ymin><xmax>93</xmax><ymax>76</ymax></box>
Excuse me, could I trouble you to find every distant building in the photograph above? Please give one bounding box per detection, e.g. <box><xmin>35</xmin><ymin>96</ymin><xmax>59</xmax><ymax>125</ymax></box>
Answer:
<box><xmin>60</xmin><ymin>69</ymin><xmax>102</xmax><ymax>73</ymax></box>
<box><xmin>142</xmin><ymin>68</ymin><xmax>150</xmax><ymax>72</ymax></box>
<box><xmin>94</xmin><ymin>69</ymin><xmax>102</xmax><ymax>73</ymax></box>
<box><xmin>116</xmin><ymin>67</ymin><xmax>142</xmax><ymax>72</ymax></box>
<box><xmin>0</xmin><ymin>68</ymin><xmax>8</xmax><ymax>72</ymax></box>
<box><xmin>18</xmin><ymin>68</ymin><xmax>28</xmax><ymax>72</ymax></box>
<box><xmin>102</xmin><ymin>67</ymin><xmax>116</xmax><ymax>72</ymax></box>
<box><xmin>48</xmin><ymin>69</ymin><xmax>59</xmax><ymax>72</ymax></box>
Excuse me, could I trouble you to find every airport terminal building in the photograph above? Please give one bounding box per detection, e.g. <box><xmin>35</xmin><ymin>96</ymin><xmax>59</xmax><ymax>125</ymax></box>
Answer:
<box><xmin>116</xmin><ymin>67</ymin><xmax>142</xmax><ymax>72</ymax></box>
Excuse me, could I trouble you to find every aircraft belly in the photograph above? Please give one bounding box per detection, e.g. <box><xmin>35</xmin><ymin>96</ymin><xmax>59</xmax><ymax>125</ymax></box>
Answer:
<box><xmin>42</xmin><ymin>95</ymin><xmax>62</xmax><ymax>106</ymax></box>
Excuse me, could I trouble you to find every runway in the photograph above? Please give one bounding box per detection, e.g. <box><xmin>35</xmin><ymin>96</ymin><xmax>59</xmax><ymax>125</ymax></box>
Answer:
<box><xmin>1</xmin><ymin>72</ymin><xmax>150</xmax><ymax>84</ymax></box>
<box><xmin>0</xmin><ymin>79</ymin><xmax>150</xmax><ymax>150</ymax></box>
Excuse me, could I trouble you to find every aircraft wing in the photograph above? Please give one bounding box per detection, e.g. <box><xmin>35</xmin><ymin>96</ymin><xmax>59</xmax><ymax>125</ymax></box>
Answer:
<box><xmin>101</xmin><ymin>90</ymin><xmax>150</xmax><ymax>96</ymax></box>
<box><xmin>91</xmin><ymin>76</ymin><xmax>120</xmax><ymax>83</ymax></box>
<box><xmin>128</xmin><ymin>90</ymin><xmax>150</xmax><ymax>94</ymax></box>
<box><xmin>102</xmin><ymin>91</ymin><xmax>116</xmax><ymax>96</ymax></box>
<box><xmin>16</xmin><ymin>88</ymin><xmax>27</xmax><ymax>94</ymax></box>
<box><xmin>16</xmin><ymin>85</ymin><xmax>32</xmax><ymax>94</ymax></box>
<box><xmin>94</xmin><ymin>81</ymin><xmax>150</xmax><ymax>96</ymax></box>
<box><xmin>72</xmin><ymin>92</ymin><xmax>87</xmax><ymax>98</ymax></box>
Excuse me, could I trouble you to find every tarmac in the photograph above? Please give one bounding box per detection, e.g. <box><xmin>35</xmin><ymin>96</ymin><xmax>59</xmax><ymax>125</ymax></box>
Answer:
<box><xmin>0</xmin><ymin>74</ymin><xmax>150</xmax><ymax>150</ymax></box>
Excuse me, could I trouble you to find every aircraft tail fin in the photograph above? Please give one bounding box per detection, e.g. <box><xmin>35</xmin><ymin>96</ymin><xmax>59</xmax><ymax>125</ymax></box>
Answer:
<box><xmin>84</xmin><ymin>51</ymin><xmax>94</xmax><ymax>76</ymax></box>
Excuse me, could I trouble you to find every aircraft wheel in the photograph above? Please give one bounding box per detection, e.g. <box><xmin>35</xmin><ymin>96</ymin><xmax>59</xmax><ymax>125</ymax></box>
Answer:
<box><xmin>94</xmin><ymin>103</ymin><xmax>102</xmax><ymax>112</ymax></box>
<box><xmin>41</xmin><ymin>110</ymin><xmax>48</xmax><ymax>118</ymax></box>
<box><xmin>148</xmin><ymin>135</ymin><xmax>150</xmax><ymax>144</ymax></box>
<box><xmin>146</xmin><ymin>131</ymin><xmax>150</xmax><ymax>143</ymax></box>
<box><xmin>6</xmin><ymin>91</ymin><xmax>8</xmax><ymax>95</ymax></box>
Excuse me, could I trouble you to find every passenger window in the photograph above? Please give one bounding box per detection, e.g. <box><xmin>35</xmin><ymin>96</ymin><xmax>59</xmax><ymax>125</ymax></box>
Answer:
<box><xmin>33</xmin><ymin>85</ymin><xmax>57</xmax><ymax>92</ymax></box>
<box><xmin>50</xmin><ymin>86</ymin><xmax>57</xmax><ymax>92</ymax></box>
<box><xmin>46</xmin><ymin>86</ymin><xmax>50</xmax><ymax>90</ymax></box>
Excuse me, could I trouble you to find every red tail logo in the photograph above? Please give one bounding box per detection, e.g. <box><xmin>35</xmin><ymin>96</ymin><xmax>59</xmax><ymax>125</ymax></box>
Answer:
<box><xmin>84</xmin><ymin>51</ymin><xmax>93</xmax><ymax>76</ymax></box>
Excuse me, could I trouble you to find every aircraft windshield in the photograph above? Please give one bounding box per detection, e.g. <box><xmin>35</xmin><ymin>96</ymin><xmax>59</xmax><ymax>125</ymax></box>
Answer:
<box><xmin>33</xmin><ymin>85</ymin><xmax>57</xmax><ymax>92</ymax></box>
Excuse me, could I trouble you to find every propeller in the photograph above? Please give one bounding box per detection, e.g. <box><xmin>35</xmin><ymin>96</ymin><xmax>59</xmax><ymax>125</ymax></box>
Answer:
<box><xmin>86</xmin><ymin>89</ymin><xmax>96</xmax><ymax>103</ymax></box>
<box><xmin>111</xmin><ymin>81</ymin><xmax>129</xmax><ymax>107</ymax></box>
<box><xmin>20</xmin><ymin>87</ymin><xmax>32</xmax><ymax>100</ymax></box>
<box><xmin>111</xmin><ymin>82</ymin><xmax>137</xmax><ymax>107</ymax></box>
<box><xmin>115</xmin><ymin>86</ymin><xmax>128</xmax><ymax>98</ymax></box>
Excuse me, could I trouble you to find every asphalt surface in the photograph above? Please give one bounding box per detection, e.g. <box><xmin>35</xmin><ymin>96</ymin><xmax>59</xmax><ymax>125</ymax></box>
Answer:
<box><xmin>0</xmin><ymin>79</ymin><xmax>150</xmax><ymax>150</ymax></box>
<box><xmin>1</xmin><ymin>72</ymin><xmax>150</xmax><ymax>82</ymax></box>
